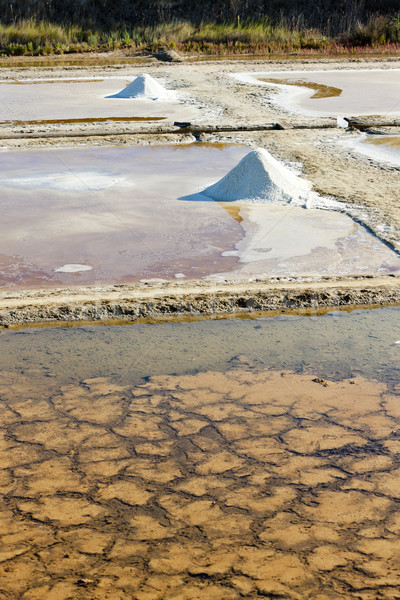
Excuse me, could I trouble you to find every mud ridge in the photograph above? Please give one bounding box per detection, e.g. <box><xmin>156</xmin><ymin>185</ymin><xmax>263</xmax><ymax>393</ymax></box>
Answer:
<box><xmin>1</xmin><ymin>275</ymin><xmax>400</xmax><ymax>327</ymax></box>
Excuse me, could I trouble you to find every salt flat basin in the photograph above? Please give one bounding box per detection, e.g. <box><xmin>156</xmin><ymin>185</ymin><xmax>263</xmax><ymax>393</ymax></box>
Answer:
<box><xmin>0</xmin><ymin>77</ymin><xmax>203</xmax><ymax>123</ymax></box>
<box><xmin>1</xmin><ymin>142</ymin><xmax>399</xmax><ymax>289</ymax></box>
<box><xmin>342</xmin><ymin>133</ymin><xmax>400</xmax><ymax>166</ymax></box>
<box><xmin>233</xmin><ymin>69</ymin><xmax>400</xmax><ymax>116</ymax></box>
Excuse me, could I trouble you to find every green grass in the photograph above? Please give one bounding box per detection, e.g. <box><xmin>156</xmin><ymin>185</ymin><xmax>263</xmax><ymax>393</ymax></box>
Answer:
<box><xmin>0</xmin><ymin>21</ymin><xmax>81</xmax><ymax>55</ymax></box>
<box><xmin>1</xmin><ymin>17</ymin><xmax>400</xmax><ymax>57</ymax></box>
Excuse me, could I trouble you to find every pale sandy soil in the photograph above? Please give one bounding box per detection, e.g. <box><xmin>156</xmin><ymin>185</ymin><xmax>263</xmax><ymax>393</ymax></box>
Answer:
<box><xmin>1</xmin><ymin>57</ymin><xmax>400</xmax><ymax>322</ymax></box>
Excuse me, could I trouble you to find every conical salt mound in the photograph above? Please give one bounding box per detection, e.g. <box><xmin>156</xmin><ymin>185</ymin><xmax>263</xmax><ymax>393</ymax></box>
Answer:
<box><xmin>203</xmin><ymin>148</ymin><xmax>318</xmax><ymax>206</ymax></box>
<box><xmin>107</xmin><ymin>73</ymin><xmax>176</xmax><ymax>101</ymax></box>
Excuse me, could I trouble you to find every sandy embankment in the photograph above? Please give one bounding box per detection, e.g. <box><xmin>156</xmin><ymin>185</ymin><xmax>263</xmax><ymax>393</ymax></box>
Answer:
<box><xmin>1</xmin><ymin>275</ymin><xmax>400</xmax><ymax>327</ymax></box>
<box><xmin>1</xmin><ymin>57</ymin><xmax>400</xmax><ymax>325</ymax></box>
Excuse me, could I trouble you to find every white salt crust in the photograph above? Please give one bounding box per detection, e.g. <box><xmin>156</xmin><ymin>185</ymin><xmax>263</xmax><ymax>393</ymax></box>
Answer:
<box><xmin>2</xmin><ymin>172</ymin><xmax>125</xmax><ymax>192</ymax></box>
<box><xmin>55</xmin><ymin>264</ymin><xmax>93</xmax><ymax>273</ymax></box>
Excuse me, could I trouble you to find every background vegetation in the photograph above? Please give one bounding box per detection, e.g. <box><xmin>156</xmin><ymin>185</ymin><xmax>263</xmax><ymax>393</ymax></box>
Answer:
<box><xmin>1</xmin><ymin>0</ymin><xmax>400</xmax><ymax>56</ymax></box>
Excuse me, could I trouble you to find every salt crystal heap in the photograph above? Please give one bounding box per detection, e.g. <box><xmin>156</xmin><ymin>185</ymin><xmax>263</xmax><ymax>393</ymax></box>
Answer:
<box><xmin>107</xmin><ymin>73</ymin><xmax>177</xmax><ymax>101</ymax></box>
<box><xmin>203</xmin><ymin>147</ymin><xmax>320</xmax><ymax>207</ymax></box>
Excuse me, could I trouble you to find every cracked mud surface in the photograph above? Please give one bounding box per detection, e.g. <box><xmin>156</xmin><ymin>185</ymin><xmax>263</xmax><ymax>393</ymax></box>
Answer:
<box><xmin>1</xmin><ymin>364</ymin><xmax>400</xmax><ymax>599</ymax></box>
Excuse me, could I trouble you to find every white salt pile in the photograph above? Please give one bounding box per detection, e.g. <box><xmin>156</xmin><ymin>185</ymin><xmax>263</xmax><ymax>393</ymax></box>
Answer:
<box><xmin>107</xmin><ymin>73</ymin><xmax>177</xmax><ymax>101</ymax></box>
<box><xmin>202</xmin><ymin>147</ymin><xmax>321</xmax><ymax>207</ymax></box>
<box><xmin>337</xmin><ymin>116</ymin><xmax>348</xmax><ymax>128</ymax></box>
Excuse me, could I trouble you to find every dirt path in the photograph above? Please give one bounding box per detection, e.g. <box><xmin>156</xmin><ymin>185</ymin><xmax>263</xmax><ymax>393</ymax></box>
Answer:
<box><xmin>1</xmin><ymin>275</ymin><xmax>400</xmax><ymax>327</ymax></box>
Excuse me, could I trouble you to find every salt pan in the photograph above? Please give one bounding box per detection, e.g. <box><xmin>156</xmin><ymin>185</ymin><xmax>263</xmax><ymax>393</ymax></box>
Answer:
<box><xmin>107</xmin><ymin>73</ymin><xmax>177</xmax><ymax>101</ymax></box>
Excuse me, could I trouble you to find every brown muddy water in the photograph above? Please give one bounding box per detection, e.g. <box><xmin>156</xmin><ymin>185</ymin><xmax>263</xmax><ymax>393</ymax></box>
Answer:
<box><xmin>259</xmin><ymin>77</ymin><xmax>342</xmax><ymax>99</ymax></box>
<box><xmin>1</xmin><ymin>143</ymin><xmax>400</xmax><ymax>289</ymax></box>
<box><xmin>1</xmin><ymin>306</ymin><xmax>400</xmax><ymax>599</ymax></box>
<box><xmin>0</xmin><ymin>116</ymin><xmax>166</xmax><ymax>126</ymax></box>
<box><xmin>0</xmin><ymin>52</ymin><xmax>395</xmax><ymax>69</ymax></box>
<box><xmin>0</xmin><ymin>56</ymin><xmax>157</xmax><ymax>69</ymax></box>
<box><xmin>2</xmin><ymin>79</ymin><xmax>106</xmax><ymax>85</ymax></box>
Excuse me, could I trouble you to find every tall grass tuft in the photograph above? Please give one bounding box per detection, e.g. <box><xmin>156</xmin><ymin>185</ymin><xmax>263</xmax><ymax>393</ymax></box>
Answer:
<box><xmin>1</xmin><ymin>16</ymin><xmax>400</xmax><ymax>57</ymax></box>
<box><xmin>0</xmin><ymin>20</ymin><xmax>81</xmax><ymax>54</ymax></box>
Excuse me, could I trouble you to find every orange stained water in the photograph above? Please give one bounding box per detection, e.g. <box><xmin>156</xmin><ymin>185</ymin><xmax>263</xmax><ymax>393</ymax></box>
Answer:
<box><xmin>350</xmin><ymin>134</ymin><xmax>400</xmax><ymax>165</ymax></box>
<box><xmin>240</xmin><ymin>69</ymin><xmax>400</xmax><ymax>116</ymax></box>
<box><xmin>364</xmin><ymin>135</ymin><xmax>400</xmax><ymax>149</ymax></box>
<box><xmin>218</xmin><ymin>202</ymin><xmax>243</xmax><ymax>223</ymax></box>
<box><xmin>0</xmin><ymin>115</ymin><xmax>166</xmax><ymax>126</ymax></box>
<box><xmin>259</xmin><ymin>76</ymin><xmax>342</xmax><ymax>99</ymax></box>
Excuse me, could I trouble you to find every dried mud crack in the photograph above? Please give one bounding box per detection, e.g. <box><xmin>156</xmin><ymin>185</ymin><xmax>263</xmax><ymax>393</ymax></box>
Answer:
<box><xmin>1</xmin><ymin>368</ymin><xmax>400</xmax><ymax>599</ymax></box>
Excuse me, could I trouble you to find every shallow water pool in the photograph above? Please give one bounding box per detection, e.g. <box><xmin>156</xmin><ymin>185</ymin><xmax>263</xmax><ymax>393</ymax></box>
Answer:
<box><xmin>2</xmin><ymin>305</ymin><xmax>400</xmax><ymax>384</ymax></box>
<box><xmin>350</xmin><ymin>133</ymin><xmax>400</xmax><ymax>166</ymax></box>
<box><xmin>0</xmin><ymin>76</ymin><xmax>203</xmax><ymax>122</ymax></box>
<box><xmin>1</xmin><ymin>143</ymin><xmax>399</xmax><ymax>288</ymax></box>
<box><xmin>1</xmin><ymin>307</ymin><xmax>400</xmax><ymax>598</ymax></box>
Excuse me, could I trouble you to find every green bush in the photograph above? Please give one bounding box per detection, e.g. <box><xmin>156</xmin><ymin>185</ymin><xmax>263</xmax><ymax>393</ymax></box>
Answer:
<box><xmin>5</xmin><ymin>43</ymin><xmax>27</xmax><ymax>55</ymax></box>
<box><xmin>389</xmin><ymin>12</ymin><xmax>400</xmax><ymax>42</ymax></box>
